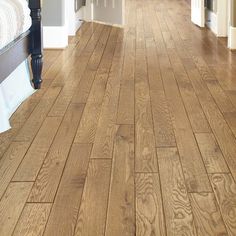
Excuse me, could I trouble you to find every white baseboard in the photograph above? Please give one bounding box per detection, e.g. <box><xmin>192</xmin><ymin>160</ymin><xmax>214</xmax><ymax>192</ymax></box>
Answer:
<box><xmin>228</xmin><ymin>26</ymin><xmax>236</xmax><ymax>49</ymax></box>
<box><xmin>75</xmin><ymin>8</ymin><xmax>84</xmax><ymax>34</ymax></box>
<box><xmin>43</xmin><ymin>26</ymin><xmax>68</xmax><ymax>49</ymax></box>
<box><xmin>206</xmin><ymin>4</ymin><xmax>228</xmax><ymax>37</ymax></box>
<box><xmin>67</xmin><ymin>7</ymin><xmax>84</xmax><ymax>36</ymax></box>
<box><xmin>92</xmin><ymin>20</ymin><xmax>124</xmax><ymax>28</ymax></box>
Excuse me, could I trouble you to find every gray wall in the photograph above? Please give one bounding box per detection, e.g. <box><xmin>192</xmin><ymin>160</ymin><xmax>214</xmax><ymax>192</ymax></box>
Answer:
<box><xmin>42</xmin><ymin>0</ymin><xmax>65</xmax><ymax>26</ymax></box>
<box><xmin>75</xmin><ymin>0</ymin><xmax>86</xmax><ymax>12</ymax></box>
<box><xmin>206</xmin><ymin>0</ymin><xmax>213</xmax><ymax>11</ymax></box>
<box><xmin>231</xmin><ymin>0</ymin><xmax>236</xmax><ymax>27</ymax></box>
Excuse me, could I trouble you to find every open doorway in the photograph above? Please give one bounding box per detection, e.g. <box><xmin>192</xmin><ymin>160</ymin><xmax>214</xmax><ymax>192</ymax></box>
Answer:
<box><xmin>83</xmin><ymin>0</ymin><xmax>125</xmax><ymax>26</ymax></box>
<box><xmin>205</xmin><ymin>0</ymin><xmax>229</xmax><ymax>37</ymax></box>
<box><xmin>191</xmin><ymin>0</ymin><xmax>235</xmax><ymax>48</ymax></box>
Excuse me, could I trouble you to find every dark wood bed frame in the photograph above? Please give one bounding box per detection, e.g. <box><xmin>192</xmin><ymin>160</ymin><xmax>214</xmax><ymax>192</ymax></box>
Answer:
<box><xmin>0</xmin><ymin>0</ymin><xmax>43</xmax><ymax>89</ymax></box>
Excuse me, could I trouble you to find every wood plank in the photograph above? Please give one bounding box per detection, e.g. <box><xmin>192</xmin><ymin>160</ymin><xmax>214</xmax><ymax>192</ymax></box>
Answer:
<box><xmin>13</xmin><ymin>117</ymin><xmax>62</xmax><ymax>181</ymax></box>
<box><xmin>44</xmin><ymin>144</ymin><xmax>92</xmax><ymax>236</ymax></box>
<box><xmin>28</xmin><ymin>103</ymin><xmax>85</xmax><ymax>202</ymax></box>
<box><xmin>0</xmin><ymin>142</ymin><xmax>30</xmax><ymax>199</ymax></box>
<box><xmin>135</xmin><ymin>47</ymin><xmax>158</xmax><ymax>172</ymax></box>
<box><xmin>0</xmin><ymin>183</ymin><xmax>33</xmax><ymax>236</ymax></box>
<box><xmin>195</xmin><ymin>133</ymin><xmax>229</xmax><ymax>174</ymax></box>
<box><xmin>74</xmin><ymin>27</ymin><xmax>118</xmax><ymax>144</ymax></box>
<box><xmin>90</xmin><ymin>32</ymin><xmax>125</xmax><ymax>159</ymax></box>
<box><xmin>186</xmin><ymin>68</ymin><xmax>236</xmax><ymax>181</ymax></box>
<box><xmin>74</xmin><ymin>159</ymin><xmax>112</xmax><ymax>236</ymax></box>
<box><xmin>160</xmin><ymin>57</ymin><xmax>211</xmax><ymax>192</ymax></box>
<box><xmin>136</xmin><ymin>173</ymin><xmax>166</xmax><ymax>236</ymax></box>
<box><xmin>72</xmin><ymin>26</ymin><xmax>111</xmax><ymax>104</ymax></box>
<box><xmin>116</xmin><ymin>30</ymin><xmax>135</xmax><ymax>125</ymax></box>
<box><xmin>167</xmin><ymin>49</ymin><xmax>211</xmax><ymax>133</ymax></box>
<box><xmin>205</xmin><ymin>80</ymin><xmax>236</xmax><ymax>113</ymax></box>
<box><xmin>105</xmin><ymin>125</ymin><xmax>135</xmax><ymax>236</ymax></box>
<box><xmin>48</xmin><ymin>24</ymin><xmax>105</xmax><ymax>117</ymax></box>
<box><xmin>43</xmin><ymin>23</ymin><xmax>98</xmax><ymax>83</ymax></box>
<box><xmin>224</xmin><ymin>111</ymin><xmax>236</xmax><ymax>138</ymax></box>
<box><xmin>0</xmin><ymin>87</ymin><xmax>46</xmax><ymax>158</ymax></box>
<box><xmin>145</xmin><ymin>38</ymin><xmax>176</xmax><ymax>147</ymax></box>
<box><xmin>189</xmin><ymin>193</ymin><xmax>228</xmax><ymax>236</ymax></box>
<box><xmin>157</xmin><ymin>147</ymin><xmax>197</xmax><ymax>235</ymax></box>
<box><xmin>12</xmin><ymin>203</ymin><xmax>52</xmax><ymax>236</ymax></box>
<box><xmin>14</xmin><ymin>86</ymin><xmax>61</xmax><ymax>142</ymax></box>
<box><xmin>210</xmin><ymin>174</ymin><xmax>236</xmax><ymax>236</ymax></box>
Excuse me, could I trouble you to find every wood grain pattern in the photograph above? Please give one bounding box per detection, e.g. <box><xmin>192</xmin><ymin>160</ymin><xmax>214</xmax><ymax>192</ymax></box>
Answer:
<box><xmin>205</xmin><ymin>80</ymin><xmax>236</xmax><ymax>113</ymax></box>
<box><xmin>146</xmin><ymin>38</ymin><xmax>176</xmax><ymax>147</ymax></box>
<box><xmin>136</xmin><ymin>173</ymin><xmax>166</xmax><ymax>236</ymax></box>
<box><xmin>1</xmin><ymin>0</ymin><xmax>236</xmax><ymax>234</ymax></box>
<box><xmin>0</xmin><ymin>142</ymin><xmax>30</xmax><ymax>198</ymax></box>
<box><xmin>105</xmin><ymin>125</ymin><xmax>135</xmax><ymax>236</ymax></box>
<box><xmin>12</xmin><ymin>203</ymin><xmax>52</xmax><ymax>236</ymax></box>
<box><xmin>0</xmin><ymin>183</ymin><xmax>33</xmax><ymax>236</ymax></box>
<box><xmin>167</xmin><ymin>49</ymin><xmax>211</xmax><ymax>133</ymax></box>
<box><xmin>13</xmin><ymin>117</ymin><xmax>62</xmax><ymax>181</ymax></box>
<box><xmin>224</xmin><ymin>111</ymin><xmax>236</xmax><ymax>138</ymax></box>
<box><xmin>72</xmin><ymin>26</ymin><xmax>111</xmax><ymax>104</ymax></box>
<box><xmin>74</xmin><ymin>159</ymin><xmax>112</xmax><ymax>236</ymax></box>
<box><xmin>14</xmin><ymin>86</ymin><xmax>61</xmax><ymax>142</ymax></box>
<box><xmin>157</xmin><ymin>147</ymin><xmax>197</xmax><ymax>235</ymax></box>
<box><xmin>195</xmin><ymin>133</ymin><xmax>229</xmax><ymax>174</ymax></box>
<box><xmin>28</xmin><ymin>103</ymin><xmax>85</xmax><ymax>202</ymax></box>
<box><xmin>48</xmin><ymin>25</ymin><xmax>105</xmax><ymax>117</ymax></box>
<box><xmin>44</xmin><ymin>144</ymin><xmax>92</xmax><ymax>236</ymax></box>
<box><xmin>186</xmin><ymin>68</ymin><xmax>236</xmax><ymax>181</ymax></box>
<box><xmin>189</xmin><ymin>193</ymin><xmax>228</xmax><ymax>236</ymax></box>
<box><xmin>210</xmin><ymin>174</ymin><xmax>236</xmax><ymax>236</ymax></box>
<box><xmin>90</xmin><ymin>34</ymin><xmax>125</xmax><ymax>159</ymax></box>
<box><xmin>135</xmin><ymin>47</ymin><xmax>158</xmax><ymax>172</ymax></box>
<box><xmin>74</xmin><ymin>28</ymin><xmax>118</xmax><ymax>144</ymax></box>
<box><xmin>116</xmin><ymin>29</ymin><xmax>135</xmax><ymax>125</ymax></box>
<box><xmin>161</xmin><ymin>59</ymin><xmax>211</xmax><ymax>192</ymax></box>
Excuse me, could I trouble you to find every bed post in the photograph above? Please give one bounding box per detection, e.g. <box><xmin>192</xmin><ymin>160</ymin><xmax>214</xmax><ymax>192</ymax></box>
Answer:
<box><xmin>29</xmin><ymin>0</ymin><xmax>43</xmax><ymax>89</ymax></box>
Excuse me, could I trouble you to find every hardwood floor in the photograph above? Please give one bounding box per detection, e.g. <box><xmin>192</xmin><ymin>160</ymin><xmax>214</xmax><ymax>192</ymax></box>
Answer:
<box><xmin>1</xmin><ymin>0</ymin><xmax>236</xmax><ymax>235</ymax></box>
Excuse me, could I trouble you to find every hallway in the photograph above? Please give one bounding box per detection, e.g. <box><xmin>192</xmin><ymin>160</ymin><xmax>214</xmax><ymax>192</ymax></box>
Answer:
<box><xmin>0</xmin><ymin>0</ymin><xmax>236</xmax><ymax>235</ymax></box>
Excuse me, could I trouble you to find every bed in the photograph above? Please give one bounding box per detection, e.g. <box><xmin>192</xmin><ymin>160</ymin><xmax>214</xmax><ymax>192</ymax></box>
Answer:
<box><xmin>0</xmin><ymin>0</ymin><xmax>42</xmax><ymax>133</ymax></box>
<box><xmin>0</xmin><ymin>0</ymin><xmax>43</xmax><ymax>89</ymax></box>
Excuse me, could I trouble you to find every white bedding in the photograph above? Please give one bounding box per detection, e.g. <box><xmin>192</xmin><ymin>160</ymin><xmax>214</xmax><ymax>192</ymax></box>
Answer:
<box><xmin>0</xmin><ymin>0</ymin><xmax>32</xmax><ymax>49</ymax></box>
<box><xmin>0</xmin><ymin>60</ymin><xmax>35</xmax><ymax>133</ymax></box>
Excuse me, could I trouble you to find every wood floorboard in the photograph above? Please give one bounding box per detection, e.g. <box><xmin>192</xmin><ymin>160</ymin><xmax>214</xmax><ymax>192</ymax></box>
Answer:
<box><xmin>28</xmin><ymin>103</ymin><xmax>85</xmax><ymax>203</ymax></box>
<box><xmin>43</xmin><ymin>144</ymin><xmax>92</xmax><ymax>236</ymax></box>
<box><xmin>12</xmin><ymin>203</ymin><xmax>52</xmax><ymax>236</ymax></box>
<box><xmin>105</xmin><ymin>125</ymin><xmax>135</xmax><ymax>236</ymax></box>
<box><xmin>1</xmin><ymin>0</ymin><xmax>236</xmax><ymax>235</ymax></box>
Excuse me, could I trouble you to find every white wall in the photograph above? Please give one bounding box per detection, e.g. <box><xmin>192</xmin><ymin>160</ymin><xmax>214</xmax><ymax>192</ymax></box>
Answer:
<box><xmin>43</xmin><ymin>0</ymin><xmax>68</xmax><ymax>48</ymax></box>
<box><xmin>66</xmin><ymin>0</ymin><xmax>84</xmax><ymax>36</ymax></box>
<box><xmin>43</xmin><ymin>0</ymin><xmax>85</xmax><ymax>48</ymax></box>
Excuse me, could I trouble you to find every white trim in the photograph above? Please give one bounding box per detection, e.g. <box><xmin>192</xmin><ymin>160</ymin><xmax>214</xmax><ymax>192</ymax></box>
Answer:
<box><xmin>75</xmin><ymin>9</ymin><xmax>84</xmax><ymax>33</ymax></box>
<box><xmin>83</xmin><ymin>1</ymin><xmax>93</xmax><ymax>21</ymax></box>
<box><xmin>84</xmin><ymin>0</ymin><xmax>125</xmax><ymax>26</ymax></box>
<box><xmin>43</xmin><ymin>26</ymin><xmax>68</xmax><ymax>49</ymax></box>
<box><xmin>191</xmin><ymin>0</ymin><xmax>205</xmax><ymax>27</ymax></box>
<box><xmin>92</xmin><ymin>20</ymin><xmax>124</xmax><ymax>28</ymax></box>
<box><xmin>66</xmin><ymin>0</ymin><xmax>84</xmax><ymax>36</ymax></box>
<box><xmin>228</xmin><ymin>26</ymin><xmax>236</xmax><ymax>49</ymax></box>
<box><xmin>205</xmin><ymin>0</ymin><xmax>228</xmax><ymax>37</ymax></box>
<box><xmin>206</xmin><ymin>9</ymin><xmax>218</xmax><ymax>35</ymax></box>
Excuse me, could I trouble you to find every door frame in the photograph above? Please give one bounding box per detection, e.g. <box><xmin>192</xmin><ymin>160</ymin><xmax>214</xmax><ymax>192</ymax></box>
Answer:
<box><xmin>83</xmin><ymin>0</ymin><xmax>125</xmax><ymax>26</ymax></box>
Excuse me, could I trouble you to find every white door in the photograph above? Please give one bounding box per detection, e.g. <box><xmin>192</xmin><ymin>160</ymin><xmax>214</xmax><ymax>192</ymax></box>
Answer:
<box><xmin>93</xmin><ymin>0</ymin><xmax>125</xmax><ymax>25</ymax></box>
<box><xmin>191</xmin><ymin>0</ymin><xmax>205</xmax><ymax>27</ymax></box>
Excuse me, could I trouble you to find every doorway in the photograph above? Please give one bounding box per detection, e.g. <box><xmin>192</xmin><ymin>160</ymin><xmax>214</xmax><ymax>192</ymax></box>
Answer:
<box><xmin>84</xmin><ymin>0</ymin><xmax>125</xmax><ymax>26</ymax></box>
